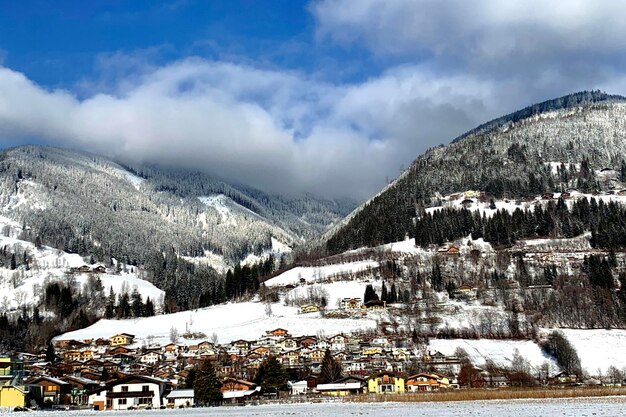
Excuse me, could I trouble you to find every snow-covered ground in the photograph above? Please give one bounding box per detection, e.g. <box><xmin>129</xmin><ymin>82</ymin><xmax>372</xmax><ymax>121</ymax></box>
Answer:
<box><xmin>264</xmin><ymin>260</ymin><xmax>379</xmax><ymax>287</ymax></box>
<box><xmin>0</xmin><ymin>221</ymin><xmax>163</xmax><ymax>311</ymax></box>
<box><xmin>110</xmin><ymin>166</ymin><xmax>145</xmax><ymax>190</ymax></box>
<box><xmin>7</xmin><ymin>398</ymin><xmax>626</xmax><ymax>416</ymax></box>
<box><xmin>57</xmin><ymin>300</ymin><xmax>378</xmax><ymax>346</ymax></box>
<box><xmin>555</xmin><ymin>329</ymin><xmax>626</xmax><ymax>374</ymax></box>
<box><xmin>429</xmin><ymin>338</ymin><xmax>555</xmax><ymax>370</ymax></box>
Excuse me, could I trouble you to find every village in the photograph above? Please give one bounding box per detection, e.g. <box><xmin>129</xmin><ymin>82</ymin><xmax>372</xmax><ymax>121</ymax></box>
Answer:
<box><xmin>0</xmin><ymin>322</ymin><xmax>595</xmax><ymax>411</ymax></box>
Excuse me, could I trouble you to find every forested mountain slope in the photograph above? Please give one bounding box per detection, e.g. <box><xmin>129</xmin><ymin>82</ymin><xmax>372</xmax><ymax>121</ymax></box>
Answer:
<box><xmin>0</xmin><ymin>145</ymin><xmax>355</xmax><ymax>309</ymax></box>
<box><xmin>325</xmin><ymin>91</ymin><xmax>626</xmax><ymax>253</ymax></box>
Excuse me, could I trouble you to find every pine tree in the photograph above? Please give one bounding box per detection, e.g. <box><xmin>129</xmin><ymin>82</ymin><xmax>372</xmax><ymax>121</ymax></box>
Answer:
<box><xmin>194</xmin><ymin>360</ymin><xmax>222</xmax><ymax>406</ymax></box>
<box><xmin>45</xmin><ymin>342</ymin><xmax>56</xmax><ymax>363</ymax></box>
<box><xmin>363</xmin><ymin>284</ymin><xmax>379</xmax><ymax>303</ymax></box>
<box><xmin>131</xmin><ymin>288</ymin><xmax>144</xmax><ymax>317</ymax></box>
<box><xmin>105</xmin><ymin>287</ymin><xmax>116</xmax><ymax>319</ymax></box>
<box><xmin>320</xmin><ymin>349</ymin><xmax>342</xmax><ymax>383</ymax></box>
<box><xmin>254</xmin><ymin>356</ymin><xmax>289</xmax><ymax>395</ymax></box>
<box><xmin>144</xmin><ymin>297</ymin><xmax>155</xmax><ymax>317</ymax></box>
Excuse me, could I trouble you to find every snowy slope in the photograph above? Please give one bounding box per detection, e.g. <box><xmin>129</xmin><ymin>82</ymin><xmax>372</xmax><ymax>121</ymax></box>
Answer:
<box><xmin>264</xmin><ymin>260</ymin><xmax>379</xmax><ymax>287</ymax></box>
<box><xmin>57</xmin><ymin>300</ymin><xmax>378</xmax><ymax>345</ymax></box>
<box><xmin>556</xmin><ymin>329</ymin><xmax>626</xmax><ymax>374</ymax></box>
<box><xmin>429</xmin><ymin>338</ymin><xmax>556</xmax><ymax>370</ymax></box>
<box><xmin>0</xmin><ymin>219</ymin><xmax>163</xmax><ymax>311</ymax></box>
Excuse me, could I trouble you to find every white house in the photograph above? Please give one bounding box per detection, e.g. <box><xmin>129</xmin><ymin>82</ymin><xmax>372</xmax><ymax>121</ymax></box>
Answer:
<box><xmin>139</xmin><ymin>351</ymin><xmax>163</xmax><ymax>365</ymax></box>
<box><xmin>288</xmin><ymin>380</ymin><xmax>308</xmax><ymax>395</ymax></box>
<box><xmin>166</xmin><ymin>389</ymin><xmax>194</xmax><ymax>408</ymax></box>
<box><xmin>89</xmin><ymin>375</ymin><xmax>170</xmax><ymax>411</ymax></box>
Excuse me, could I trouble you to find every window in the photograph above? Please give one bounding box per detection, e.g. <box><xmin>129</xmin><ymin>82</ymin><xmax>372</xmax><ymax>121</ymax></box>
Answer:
<box><xmin>138</xmin><ymin>397</ymin><xmax>151</xmax><ymax>405</ymax></box>
<box><xmin>121</xmin><ymin>386</ymin><xmax>129</xmax><ymax>392</ymax></box>
<box><xmin>142</xmin><ymin>385</ymin><xmax>150</xmax><ymax>392</ymax></box>
<box><xmin>118</xmin><ymin>399</ymin><xmax>127</xmax><ymax>405</ymax></box>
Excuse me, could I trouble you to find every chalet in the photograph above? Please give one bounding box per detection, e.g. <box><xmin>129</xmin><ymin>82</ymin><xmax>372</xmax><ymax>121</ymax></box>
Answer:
<box><xmin>484</xmin><ymin>372</ymin><xmax>510</xmax><ymax>388</ymax></box>
<box><xmin>298</xmin><ymin>336</ymin><xmax>317</xmax><ymax>348</ymax></box>
<box><xmin>231</xmin><ymin>340</ymin><xmax>251</xmax><ymax>352</ymax></box>
<box><xmin>95</xmin><ymin>338</ymin><xmax>110</xmax><ymax>347</ymax></box>
<box><xmin>367</xmin><ymin>371</ymin><xmax>405</xmax><ymax>394</ymax></box>
<box><xmin>307</xmin><ymin>349</ymin><xmax>326</xmax><ymax>361</ymax></box>
<box><xmin>280</xmin><ymin>338</ymin><xmax>298</xmax><ymax>350</ymax></box>
<box><xmin>93</xmin><ymin>265</ymin><xmax>107</xmax><ymax>274</ymax></box>
<box><xmin>266</xmin><ymin>328</ymin><xmax>290</xmax><ymax>338</ymax></box>
<box><xmin>299</xmin><ymin>305</ymin><xmax>320</xmax><ymax>314</ymax></box>
<box><xmin>139</xmin><ymin>351</ymin><xmax>163</xmax><ymax>365</ymax></box>
<box><xmin>221</xmin><ymin>377</ymin><xmax>256</xmax><ymax>392</ymax></box>
<box><xmin>75</xmin><ymin>265</ymin><xmax>92</xmax><ymax>273</ymax></box>
<box><xmin>341</xmin><ymin>298</ymin><xmax>362</xmax><ymax>310</ymax></box>
<box><xmin>63</xmin><ymin>351</ymin><xmax>82</xmax><ymax>362</ymax></box>
<box><xmin>88</xmin><ymin>374</ymin><xmax>170</xmax><ymax>411</ymax></box>
<box><xmin>166</xmin><ymin>389</ymin><xmax>194</xmax><ymax>408</ymax></box>
<box><xmin>162</xmin><ymin>343</ymin><xmax>179</xmax><ymax>354</ymax></box>
<box><xmin>542</xmin><ymin>192</ymin><xmax>554</xmax><ymax>200</ymax></box>
<box><xmin>62</xmin><ymin>375</ymin><xmax>100</xmax><ymax>405</ymax></box>
<box><xmin>330</xmin><ymin>334</ymin><xmax>349</xmax><ymax>352</ymax></box>
<box><xmin>109</xmin><ymin>333</ymin><xmax>135</xmax><ymax>347</ymax></box>
<box><xmin>26</xmin><ymin>375</ymin><xmax>71</xmax><ymax>405</ymax></box>
<box><xmin>560</xmin><ymin>192</ymin><xmax>571</xmax><ymax>199</ymax></box>
<box><xmin>222</xmin><ymin>386</ymin><xmax>261</xmax><ymax>404</ymax></box>
<box><xmin>406</xmin><ymin>373</ymin><xmax>450</xmax><ymax>392</ymax></box>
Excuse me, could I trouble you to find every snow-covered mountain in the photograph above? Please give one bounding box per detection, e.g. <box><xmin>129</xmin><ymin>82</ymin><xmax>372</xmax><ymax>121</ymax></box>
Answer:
<box><xmin>0</xmin><ymin>145</ymin><xmax>356</xmax><ymax>270</ymax></box>
<box><xmin>323</xmin><ymin>91</ymin><xmax>626</xmax><ymax>253</ymax></box>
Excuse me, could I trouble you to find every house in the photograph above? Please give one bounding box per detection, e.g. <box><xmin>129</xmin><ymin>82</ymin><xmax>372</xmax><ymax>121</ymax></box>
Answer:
<box><xmin>406</xmin><ymin>373</ymin><xmax>449</xmax><ymax>392</ymax></box>
<box><xmin>0</xmin><ymin>385</ymin><xmax>28</xmax><ymax>408</ymax></box>
<box><xmin>330</xmin><ymin>335</ymin><xmax>349</xmax><ymax>352</ymax></box>
<box><xmin>62</xmin><ymin>375</ymin><xmax>101</xmax><ymax>405</ymax></box>
<box><xmin>93</xmin><ymin>265</ymin><xmax>107</xmax><ymax>274</ymax></box>
<box><xmin>288</xmin><ymin>380</ymin><xmax>308</xmax><ymax>395</ymax></box>
<box><xmin>444</xmin><ymin>245</ymin><xmax>460</xmax><ymax>255</ymax></box>
<box><xmin>316</xmin><ymin>382</ymin><xmax>363</xmax><ymax>396</ymax></box>
<box><xmin>298</xmin><ymin>336</ymin><xmax>317</xmax><ymax>348</ymax></box>
<box><xmin>25</xmin><ymin>376</ymin><xmax>71</xmax><ymax>405</ymax></box>
<box><xmin>139</xmin><ymin>351</ymin><xmax>163</xmax><ymax>365</ymax></box>
<box><xmin>221</xmin><ymin>378</ymin><xmax>256</xmax><ymax>392</ymax></box>
<box><xmin>367</xmin><ymin>371</ymin><xmax>405</xmax><ymax>394</ymax></box>
<box><xmin>299</xmin><ymin>305</ymin><xmax>320</xmax><ymax>314</ymax></box>
<box><xmin>89</xmin><ymin>375</ymin><xmax>170</xmax><ymax>411</ymax></box>
<box><xmin>341</xmin><ymin>298</ymin><xmax>362</xmax><ymax>310</ymax></box>
<box><xmin>109</xmin><ymin>333</ymin><xmax>135</xmax><ymax>347</ymax></box>
<box><xmin>166</xmin><ymin>389</ymin><xmax>194</xmax><ymax>408</ymax></box>
<box><xmin>222</xmin><ymin>386</ymin><xmax>261</xmax><ymax>404</ymax></box>
<box><xmin>542</xmin><ymin>192</ymin><xmax>554</xmax><ymax>200</ymax></box>
<box><xmin>266</xmin><ymin>328</ymin><xmax>290</xmax><ymax>338</ymax></box>
<box><xmin>75</xmin><ymin>265</ymin><xmax>92</xmax><ymax>273</ymax></box>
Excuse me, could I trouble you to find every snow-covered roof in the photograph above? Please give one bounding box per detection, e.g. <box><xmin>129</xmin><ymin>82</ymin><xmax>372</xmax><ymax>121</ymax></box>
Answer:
<box><xmin>222</xmin><ymin>387</ymin><xmax>261</xmax><ymax>399</ymax></box>
<box><xmin>316</xmin><ymin>383</ymin><xmax>362</xmax><ymax>391</ymax></box>
<box><xmin>166</xmin><ymin>389</ymin><xmax>194</xmax><ymax>399</ymax></box>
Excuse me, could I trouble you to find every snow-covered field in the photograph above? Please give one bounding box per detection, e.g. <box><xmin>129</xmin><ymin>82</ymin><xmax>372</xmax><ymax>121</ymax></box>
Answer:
<box><xmin>429</xmin><ymin>338</ymin><xmax>555</xmax><ymax>369</ymax></box>
<box><xmin>6</xmin><ymin>398</ymin><xmax>626</xmax><ymax>416</ymax></box>
<box><xmin>264</xmin><ymin>260</ymin><xmax>379</xmax><ymax>287</ymax></box>
<box><xmin>556</xmin><ymin>329</ymin><xmax>626</xmax><ymax>373</ymax></box>
<box><xmin>58</xmin><ymin>300</ymin><xmax>378</xmax><ymax>345</ymax></box>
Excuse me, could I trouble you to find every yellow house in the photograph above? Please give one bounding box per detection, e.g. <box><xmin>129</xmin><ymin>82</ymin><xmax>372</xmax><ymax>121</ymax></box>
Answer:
<box><xmin>109</xmin><ymin>333</ymin><xmax>135</xmax><ymax>347</ymax></box>
<box><xmin>0</xmin><ymin>385</ymin><xmax>27</xmax><ymax>408</ymax></box>
<box><xmin>368</xmin><ymin>372</ymin><xmax>405</xmax><ymax>394</ymax></box>
<box><xmin>0</xmin><ymin>357</ymin><xmax>11</xmax><ymax>380</ymax></box>
<box><xmin>299</xmin><ymin>305</ymin><xmax>319</xmax><ymax>314</ymax></box>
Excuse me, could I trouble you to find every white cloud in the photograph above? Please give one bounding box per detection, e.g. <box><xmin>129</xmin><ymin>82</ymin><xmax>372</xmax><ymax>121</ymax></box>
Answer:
<box><xmin>0</xmin><ymin>59</ymin><xmax>507</xmax><ymax>198</ymax></box>
<box><xmin>313</xmin><ymin>0</ymin><xmax>626</xmax><ymax>65</ymax></box>
<box><xmin>4</xmin><ymin>1</ymin><xmax>626</xmax><ymax>199</ymax></box>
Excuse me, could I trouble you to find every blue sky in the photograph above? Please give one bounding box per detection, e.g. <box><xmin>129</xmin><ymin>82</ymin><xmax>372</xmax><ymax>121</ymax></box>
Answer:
<box><xmin>1</xmin><ymin>1</ymin><xmax>626</xmax><ymax>198</ymax></box>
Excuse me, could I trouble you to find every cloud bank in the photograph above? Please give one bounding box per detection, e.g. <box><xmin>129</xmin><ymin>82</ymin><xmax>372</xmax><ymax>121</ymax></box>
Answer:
<box><xmin>2</xmin><ymin>1</ymin><xmax>626</xmax><ymax>199</ymax></box>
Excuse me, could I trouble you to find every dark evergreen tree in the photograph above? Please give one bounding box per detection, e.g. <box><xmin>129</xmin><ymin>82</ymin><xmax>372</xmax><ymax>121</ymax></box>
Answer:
<box><xmin>320</xmin><ymin>348</ymin><xmax>342</xmax><ymax>383</ymax></box>
<box><xmin>194</xmin><ymin>360</ymin><xmax>222</xmax><ymax>406</ymax></box>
